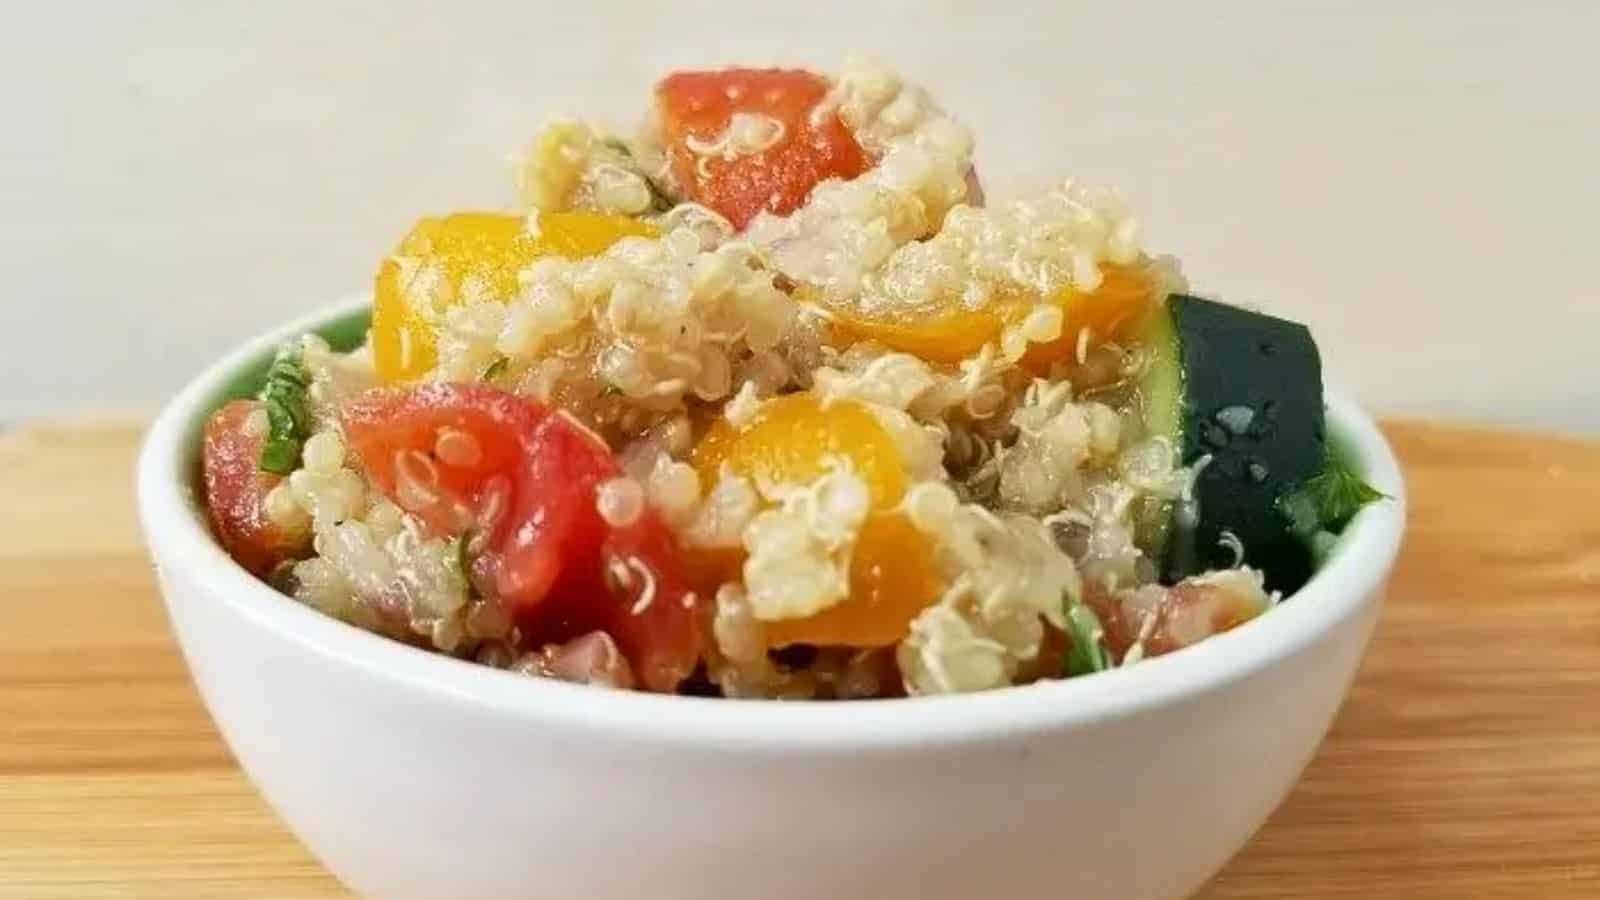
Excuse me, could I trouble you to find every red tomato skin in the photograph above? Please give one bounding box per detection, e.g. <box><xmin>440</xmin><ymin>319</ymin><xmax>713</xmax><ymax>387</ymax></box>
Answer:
<box><xmin>492</xmin><ymin>412</ymin><xmax>616</xmax><ymax>619</ymax></box>
<box><xmin>342</xmin><ymin>384</ymin><xmax>703</xmax><ymax>691</ymax></box>
<box><xmin>342</xmin><ymin>382</ymin><xmax>549</xmax><ymax>536</ymax></box>
<box><xmin>657</xmin><ymin>68</ymin><xmax>871</xmax><ymax>229</ymax></box>
<box><xmin>495</xmin><ymin>414</ymin><xmax>703</xmax><ymax>692</ymax></box>
<box><xmin>599</xmin><ymin>510</ymin><xmax>704</xmax><ymax>691</ymax></box>
<box><xmin>201</xmin><ymin>400</ymin><xmax>306</xmax><ymax>576</ymax></box>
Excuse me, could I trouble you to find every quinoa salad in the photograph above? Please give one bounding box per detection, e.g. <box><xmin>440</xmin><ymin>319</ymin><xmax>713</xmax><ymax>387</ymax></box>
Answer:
<box><xmin>199</xmin><ymin>60</ymin><xmax>1383</xmax><ymax>699</ymax></box>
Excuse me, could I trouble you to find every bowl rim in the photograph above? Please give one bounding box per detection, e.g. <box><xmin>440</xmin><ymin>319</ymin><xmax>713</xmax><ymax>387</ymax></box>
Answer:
<box><xmin>137</xmin><ymin>294</ymin><xmax>1406</xmax><ymax>752</ymax></box>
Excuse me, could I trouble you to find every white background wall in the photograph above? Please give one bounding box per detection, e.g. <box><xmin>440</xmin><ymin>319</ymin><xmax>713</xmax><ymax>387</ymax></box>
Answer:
<box><xmin>5</xmin><ymin>1</ymin><xmax>1597</xmax><ymax>433</ymax></box>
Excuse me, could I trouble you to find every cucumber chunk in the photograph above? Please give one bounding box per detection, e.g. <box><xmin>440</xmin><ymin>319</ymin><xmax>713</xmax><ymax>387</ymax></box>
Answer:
<box><xmin>1140</xmin><ymin>294</ymin><xmax>1325</xmax><ymax>594</ymax></box>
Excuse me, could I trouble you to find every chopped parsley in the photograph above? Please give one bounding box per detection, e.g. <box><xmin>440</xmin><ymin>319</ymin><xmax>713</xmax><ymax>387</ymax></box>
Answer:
<box><xmin>643</xmin><ymin>175</ymin><xmax>678</xmax><ymax>214</ymax></box>
<box><xmin>1063</xmin><ymin>596</ymin><xmax>1111</xmax><ymax>677</ymax></box>
<box><xmin>446</xmin><ymin>534</ymin><xmax>469</xmax><ymax>577</ymax></box>
<box><xmin>1282</xmin><ymin>443</ymin><xmax>1388</xmax><ymax>536</ymax></box>
<box><xmin>481</xmin><ymin>355</ymin><xmax>509</xmax><ymax>382</ymax></box>
<box><xmin>601</xmin><ymin>137</ymin><xmax>677</xmax><ymax>213</ymax></box>
<box><xmin>257</xmin><ymin>342</ymin><xmax>311</xmax><ymax>475</ymax></box>
<box><xmin>445</xmin><ymin>533</ymin><xmax>480</xmax><ymax>599</ymax></box>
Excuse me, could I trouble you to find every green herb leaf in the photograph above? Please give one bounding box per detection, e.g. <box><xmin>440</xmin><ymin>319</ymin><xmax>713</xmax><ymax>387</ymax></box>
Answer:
<box><xmin>1284</xmin><ymin>444</ymin><xmax>1388</xmax><ymax>535</ymax></box>
<box><xmin>600</xmin><ymin>137</ymin><xmax>677</xmax><ymax>212</ymax></box>
<box><xmin>257</xmin><ymin>342</ymin><xmax>311</xmax><ymax>475</ymax></box>
<box><xmin>1277</xmin><ymin>488</ymin><xmax>1321</xmax><ymax>541</ymax></box>
<box><xmin>446</xmin><ymin>533</ymin><xmax>480</xmax><ymax>599</ymax></box>
<box><xmin>481</xmin><ymin>355</ymin><xmax>509</xmax><ymax>382</ymax></box>
<box><xmin>644</xmin><ymin>175</ymin><xmax>677</xmax><ymax>214</ymax></box>
<box><xmin>446</xmin><ymin>534</ymin><xmax>473</xmax><ymax>576</ymax></box>
<box><xmin>1063</xmin><ymin>596</ymin><xmax>1111</xmax><ymax>677</ymax></box>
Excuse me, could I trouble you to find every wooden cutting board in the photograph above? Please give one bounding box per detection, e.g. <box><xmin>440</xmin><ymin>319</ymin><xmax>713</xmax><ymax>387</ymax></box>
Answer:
<box><xmin>1</xmin><ymin>421</ymin><xmax>1597</xmax><ymax>899</ymax></box>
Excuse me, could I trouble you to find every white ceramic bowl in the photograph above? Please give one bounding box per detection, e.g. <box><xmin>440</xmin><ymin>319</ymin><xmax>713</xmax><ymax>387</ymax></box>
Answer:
<box><xmin>137</xmin><ymin>298</ymin><xmax>1405</xmax><ymax>900</ymax></box>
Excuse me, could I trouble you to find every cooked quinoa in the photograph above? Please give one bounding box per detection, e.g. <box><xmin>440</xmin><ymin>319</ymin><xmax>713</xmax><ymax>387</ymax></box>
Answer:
<box><xmin>199</xmin><ymin>58</ymin><xmax>1382</xmax><ymax>699</ymax></box>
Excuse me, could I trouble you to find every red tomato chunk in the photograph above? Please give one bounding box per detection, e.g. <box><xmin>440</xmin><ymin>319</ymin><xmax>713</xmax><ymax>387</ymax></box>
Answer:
<box><xmin>656</xmin><ymin>68</ymin><xmax>871</xmax><ymax>229</ymax></box>
<box><xmin>342</xmin><ymin>383</ymin><xmax>702</xmax><ymax>691</ymax></box>
<box><xmin>201</xmin><ymin>400</ymin><xmax>309</xmax><ymax>577</ymax></box>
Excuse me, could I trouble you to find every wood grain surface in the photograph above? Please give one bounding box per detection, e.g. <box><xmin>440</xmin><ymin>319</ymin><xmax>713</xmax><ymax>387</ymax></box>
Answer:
<box><xmin>1</xmin><ymin>421</ymin><xmax>1596</xmax><ymax>899</ymax></box>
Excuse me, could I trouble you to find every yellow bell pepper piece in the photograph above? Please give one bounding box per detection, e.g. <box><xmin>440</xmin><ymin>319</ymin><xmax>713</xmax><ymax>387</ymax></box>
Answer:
<box><xmin>691</xmin><ymin>394</ymin><xmax>941</xmax><ymax>647</ymax></box>
<box><xmin>372</xmin><ymin>211</ymin><xmax>657</xmax><ymax>382</ymax></box>
<box><xmin>820</xmin><ymin>262</ymin><xmax>1158</xmax><ymax>370</ymax></box>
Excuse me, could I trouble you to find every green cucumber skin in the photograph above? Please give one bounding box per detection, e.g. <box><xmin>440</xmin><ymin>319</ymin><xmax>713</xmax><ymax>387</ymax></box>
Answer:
<box><xmin>1164</xmin><ymin>294</ymin><xmax>1325</xmax><ymax>594</ymax></box>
